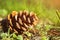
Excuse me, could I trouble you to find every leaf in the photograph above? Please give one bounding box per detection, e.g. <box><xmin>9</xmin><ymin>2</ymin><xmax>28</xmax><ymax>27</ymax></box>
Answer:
<box><xmin>1</xmin><ymin>33</ymin><xmax>8</xmax><ymax>38</ymax></box>
<box><xmin>41</xmin><ymin>36</ymin><xmax>49</xmax><ymax>40</ymax></box>
<box><xmin>17</xmin><ymin>35</ymin><xmax>23</xmax><ymax>40</ymax></box>
<box><xmin>12</xmin><ymin>33</ymin><xmax>17</xmax><ymax>38</ymax></box>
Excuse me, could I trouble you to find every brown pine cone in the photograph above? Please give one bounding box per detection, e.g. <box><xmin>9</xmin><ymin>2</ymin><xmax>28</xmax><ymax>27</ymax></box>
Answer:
<box><xmin>1</xmin><ymin>10</ymin><xmax>38</xmax><ymax>34</ymax></box>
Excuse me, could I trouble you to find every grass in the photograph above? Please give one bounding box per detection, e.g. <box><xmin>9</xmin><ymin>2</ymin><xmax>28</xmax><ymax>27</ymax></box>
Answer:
<box><xmin>0</xmin><ymin>29</ymin><xmax>23</xmax><ymax>40</ymax></box>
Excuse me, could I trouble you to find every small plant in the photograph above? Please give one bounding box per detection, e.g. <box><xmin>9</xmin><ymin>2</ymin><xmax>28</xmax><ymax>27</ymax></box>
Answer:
<box><xmin>0</xmin><ymin>29</ymin><xmax>23</xmax><ymax>40</ymax></box>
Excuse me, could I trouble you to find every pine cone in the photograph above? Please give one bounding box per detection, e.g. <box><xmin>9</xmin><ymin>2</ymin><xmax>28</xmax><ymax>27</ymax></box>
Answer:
<box><xmin>1</xmin><ymin>10</ymin><xmax>38</xmax><ymax>34</ymax></box>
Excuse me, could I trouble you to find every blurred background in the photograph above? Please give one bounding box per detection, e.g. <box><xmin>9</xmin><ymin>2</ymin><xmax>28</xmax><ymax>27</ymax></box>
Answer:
<box><xmin>0</xmin><ymin>0</ymin><xmax>60</xmax><ymax>24</ymax></box>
